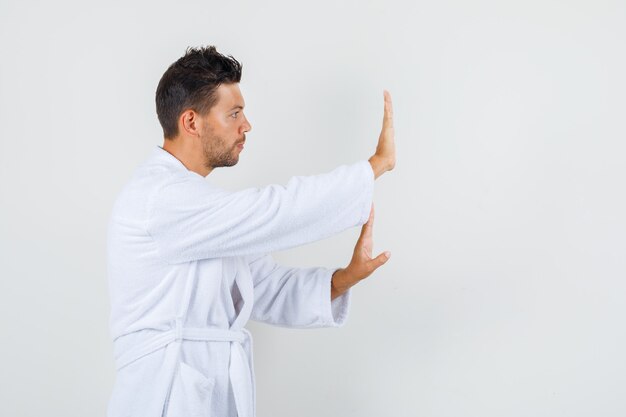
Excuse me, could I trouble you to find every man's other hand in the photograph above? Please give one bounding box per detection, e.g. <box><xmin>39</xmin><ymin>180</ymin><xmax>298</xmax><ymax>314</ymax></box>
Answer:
<box><xmin>331</xmin><ymin>202</ymin><xmax>390</xmax><ymax>300</ymax></box>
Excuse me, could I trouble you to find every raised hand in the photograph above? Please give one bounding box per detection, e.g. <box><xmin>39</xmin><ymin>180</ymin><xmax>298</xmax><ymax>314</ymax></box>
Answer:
<box><xmin>331</xmin><ymin>202</ymin><xmax>390</xmax><ymax>299</ymax></box>
<box><xmin>368</xmin><ymin>90</ymin><xmax>396</xmax><ymax>178</ymax></box>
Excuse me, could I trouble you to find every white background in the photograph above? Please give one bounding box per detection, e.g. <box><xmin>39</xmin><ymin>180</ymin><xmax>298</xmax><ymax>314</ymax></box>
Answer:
<box><xmin>1</xmin><ymin>1</ymin><xmax>625</xmax><ymax>416</ymax></box>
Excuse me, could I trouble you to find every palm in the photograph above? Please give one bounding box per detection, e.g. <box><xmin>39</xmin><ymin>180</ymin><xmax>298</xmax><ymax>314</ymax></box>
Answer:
<box><xmin>376</xmin><ymin>90</ymin><xmax>396</xmax><ymax>170</ymax></box>
<box><xmin>358</xmin><ymin>225</ymin><xmax>373</xmax><ymax>260</ymax></box>
<box><xmin>348</xmin><ymin>203</ymin><xmax>380</xmax><ymax>280</ymax></box>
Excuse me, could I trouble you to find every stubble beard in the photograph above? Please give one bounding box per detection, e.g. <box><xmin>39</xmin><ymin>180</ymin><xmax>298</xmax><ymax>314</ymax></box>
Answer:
<box><xmin>201</xmin><ymin>127</ymin><xmax>239</xmax><ymax>170</ymax></box>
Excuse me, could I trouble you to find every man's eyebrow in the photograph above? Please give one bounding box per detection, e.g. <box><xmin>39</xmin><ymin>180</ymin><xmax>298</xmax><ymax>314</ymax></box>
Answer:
<box><xmin>229</xmin><ymin>105</ymin><xmax>244</xmax><ymax>111</ymax></box>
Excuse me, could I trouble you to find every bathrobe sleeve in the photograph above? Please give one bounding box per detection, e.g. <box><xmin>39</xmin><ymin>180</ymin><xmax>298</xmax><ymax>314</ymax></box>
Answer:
<box><xmin>247</xmin><ymin>253</ymin><xmax>351</xmax><ymax>328</ymax></box>
<box><xmin>147</xmin><ymin>160</ymin><xmax>374</xmax><ymax>264</ymax></box>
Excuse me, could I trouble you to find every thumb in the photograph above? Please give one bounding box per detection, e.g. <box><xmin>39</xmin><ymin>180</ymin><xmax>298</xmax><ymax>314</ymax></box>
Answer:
<box><xmin>368</xmin><ymin>251</ymin><xmax>391</xmax><ymax>270</ymax></box>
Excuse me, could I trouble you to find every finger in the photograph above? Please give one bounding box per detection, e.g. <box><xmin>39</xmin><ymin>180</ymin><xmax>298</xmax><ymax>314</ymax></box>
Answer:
<box><xmin>358</xmin><ymin>203</ymin><xmax>375</xmax><ymax>239</ymax></box>
<box><xmin>366</xmin><ymin>251</ymin><xmax>391</xmax><ymax>270</ymax></box>
<box><xmin>383</xmin><ymin>90</ymin><xmax>394</xmax><ymax>129</ymax></box>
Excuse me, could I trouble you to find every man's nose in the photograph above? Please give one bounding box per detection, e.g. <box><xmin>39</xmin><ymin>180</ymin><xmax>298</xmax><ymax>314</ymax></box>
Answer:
<box><xmin>242</xmin><ymin>115</ymin><xmax>252</xmax><ymax>133</ymax></box>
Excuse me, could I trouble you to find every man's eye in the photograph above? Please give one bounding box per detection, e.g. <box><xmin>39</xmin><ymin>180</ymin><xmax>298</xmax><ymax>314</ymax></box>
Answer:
<box><xmin>231</xmin><ymin>112</ymin><xmax>239</xmax><ymax>118</ymax></box>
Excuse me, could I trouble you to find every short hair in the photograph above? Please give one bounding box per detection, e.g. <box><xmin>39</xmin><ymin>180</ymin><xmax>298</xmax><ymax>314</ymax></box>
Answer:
<box><xmin>155</xmin><ymin>45</ymin><xmax>243</xmax><ymax>140</ymax></box>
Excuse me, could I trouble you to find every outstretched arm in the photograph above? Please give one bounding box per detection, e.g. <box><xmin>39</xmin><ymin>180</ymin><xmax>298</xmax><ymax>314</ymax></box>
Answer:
<box><xmin>248</xmin><ymin>253</ymin><xmax>352</xmax><ymax>328</ymax></box>
<box><xmin>147</xmin><ymin>160</ymin><xmax>374</xmax><ymax>264</ymax></box>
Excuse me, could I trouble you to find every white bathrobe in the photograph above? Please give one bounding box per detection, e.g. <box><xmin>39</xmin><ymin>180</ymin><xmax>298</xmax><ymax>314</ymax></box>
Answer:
<box><xmin>106</xmin><ymin>145</ymin><xmax>375</xmax><ymax>417</ymax></box>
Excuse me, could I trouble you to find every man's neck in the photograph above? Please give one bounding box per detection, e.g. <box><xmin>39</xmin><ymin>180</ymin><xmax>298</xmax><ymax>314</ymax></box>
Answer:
<box><xmin>162</xmin><ymin>139</ymin><xmax>212</xmax><ymax>177</ymax></box>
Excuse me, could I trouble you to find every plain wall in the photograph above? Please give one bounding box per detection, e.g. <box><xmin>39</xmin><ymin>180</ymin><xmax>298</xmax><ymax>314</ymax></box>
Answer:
<box><xmin>1</xmin><ymin>0</ymin><xmax>625</xmax><ymax>416</ymax></box>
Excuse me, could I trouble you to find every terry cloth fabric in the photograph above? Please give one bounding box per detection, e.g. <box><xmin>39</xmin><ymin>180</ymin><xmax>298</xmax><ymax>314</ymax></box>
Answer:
<box><xmin>106</xmin><ymin>145</ymin><xmax>375</xmax><ymax>417</ymax></box>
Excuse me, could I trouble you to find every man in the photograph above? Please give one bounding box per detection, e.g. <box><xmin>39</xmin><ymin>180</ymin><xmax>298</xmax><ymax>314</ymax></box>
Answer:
<box><xmin>106</xmin><ymin>45</ymin><xmax>396</xmax><ymax>417</ymax></box>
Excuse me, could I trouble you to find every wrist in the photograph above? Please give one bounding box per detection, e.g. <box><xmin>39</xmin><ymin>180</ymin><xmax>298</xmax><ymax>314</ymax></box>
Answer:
<box><xmin>331</xmin><ymin>268</ymin><xmax>352</xmax><ymax>299</ymax></box>
<box><xmin>368</xmin><ymin>155</ymin><xmax>386</xmax><ymax>179</ymax></box>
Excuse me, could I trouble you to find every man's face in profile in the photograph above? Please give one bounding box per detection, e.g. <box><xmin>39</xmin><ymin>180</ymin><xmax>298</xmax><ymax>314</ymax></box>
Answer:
<box><xmin>199</xmin><ymin>82</ymin><xmax>251</xmax><ymax>169</ymax></box>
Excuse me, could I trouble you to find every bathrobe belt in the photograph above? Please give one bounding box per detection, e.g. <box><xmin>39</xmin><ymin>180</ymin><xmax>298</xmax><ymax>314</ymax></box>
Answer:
<box><xmin>114</xmin><ymin>319</ymin><xmax>256</xmax><ymax>417</ymax></box>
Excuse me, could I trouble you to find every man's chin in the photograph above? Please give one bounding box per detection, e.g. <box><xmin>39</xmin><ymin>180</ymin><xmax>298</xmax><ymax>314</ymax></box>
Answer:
<box><xmin>221</xmin><ymin>158</ymin><xmax>239</xmax><ymax>168</ymax></box>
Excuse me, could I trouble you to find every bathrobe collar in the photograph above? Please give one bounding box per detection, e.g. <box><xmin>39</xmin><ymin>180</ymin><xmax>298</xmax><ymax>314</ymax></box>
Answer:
<box><xmin>151</xmin><ymin>145</ymin><xmax>208</xmax><ymax>179</ymax></box>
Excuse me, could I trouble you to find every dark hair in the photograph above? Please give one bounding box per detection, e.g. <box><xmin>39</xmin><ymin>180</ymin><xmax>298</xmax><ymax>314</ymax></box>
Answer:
<box><xmin>155</xmin><ymin>45</ymin><xmax>243</xmax><ymax>139</ymax></box>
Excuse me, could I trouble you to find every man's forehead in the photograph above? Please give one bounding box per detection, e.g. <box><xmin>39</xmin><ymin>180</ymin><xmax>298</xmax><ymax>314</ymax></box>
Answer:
<box><xmin>216</xmin><ymin>83</ymin><xmax>245</xmax><ymax>110</ymax></box>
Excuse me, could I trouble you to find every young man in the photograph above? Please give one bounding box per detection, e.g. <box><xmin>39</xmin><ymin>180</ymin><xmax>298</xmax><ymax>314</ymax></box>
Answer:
<box><xmin>106</xmin><ymin>45</ymin><xmax>396</xmax><ymax>417</ymax></box>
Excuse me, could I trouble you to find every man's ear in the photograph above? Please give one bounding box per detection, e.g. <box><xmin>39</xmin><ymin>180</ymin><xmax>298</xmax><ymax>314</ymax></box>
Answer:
<box><xmin>180</xmin><ymin>109</ymin><xmax>202</xmax><ymax>137</ymax></box>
